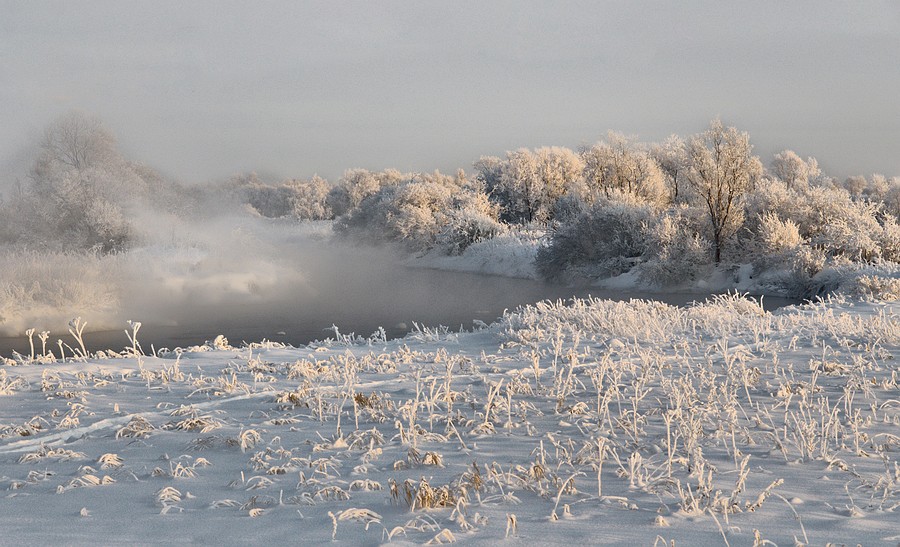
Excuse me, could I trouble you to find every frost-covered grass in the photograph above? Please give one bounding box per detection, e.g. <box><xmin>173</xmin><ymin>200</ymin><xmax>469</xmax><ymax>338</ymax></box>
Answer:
<box><xmin>1</xmin><ymin>295</ymin><xmax>898</xmax><ymax>545</ymax></box>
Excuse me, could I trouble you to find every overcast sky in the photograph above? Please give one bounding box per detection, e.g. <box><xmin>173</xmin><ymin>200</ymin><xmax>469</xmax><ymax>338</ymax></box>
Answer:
<box><xmin>2</xmin><ymin>1</ymin><xmax>899</xmax><ymax>183</ymax></box>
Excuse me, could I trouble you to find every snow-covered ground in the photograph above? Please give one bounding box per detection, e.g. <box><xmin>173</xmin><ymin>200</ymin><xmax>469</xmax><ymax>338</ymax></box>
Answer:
<box><xmin>1</xmin><ymin>295</ymin><xmax>898</xmax><ymax>545</ymax></box>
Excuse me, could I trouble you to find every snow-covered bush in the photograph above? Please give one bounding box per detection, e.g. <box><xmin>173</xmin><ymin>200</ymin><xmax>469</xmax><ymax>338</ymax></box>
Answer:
<box><xmin>438</xmin><ymin>191</ymin><xmax>504</xmax><ymax>255</ymax></box>
<box><xmin>879</xmin><ymin>177</ymin><xmax>900</xmax><ymax>218</ymax></box>
<box><xmin>550</xmin><ymin>193</ymin><xmax>590</xmax><ymax>226</ymax></box>
<box><xmin>881</xmin><ymin>215</ymin><xmax>900</xmax><ymax>262</ymax></box>
<box><xmin>791</xmin><ymin>244</ymin><xmax>827</xmax><ymax>282</ymax></box>
<box><xmin>536</xmin><ymin>194</ymin><xmax>652</xmax><ymax>280</ymax></box>
<box><xmin>742</xmin><ymin>178</ymin><xmax>802</xmax><ymax>236</ymax></box>
<box><xmin>241</xmin><ymin>176</ymin><xmax>332</xmax><ymax>220</ymax></box>
<box><xmin>815</xmin><ymin>202</ymin><xmax>884</xmax><ymax>263</ymax></box>
<box><xmin>847</xmin><ymin>274</ymin><xmax>900</xmax><ymax>301</ymax></box>
<box><xmin>740</xmin><ymin>211</ymin><xmax>804</xmax><ymax>272</ymax></box>
<box><xmin>757</xmin><ymin>212</ymin><xmax>802</xmax><ymax>254</ymax></box>
<box><xmin>744</xmin><ymin>179</ymin><xmax>898</xmax><ymax>266</ymax></box>
<box><xmin>640</xmin><ymin>206</ymin><xmax>711</xmax><ymax>286</ymax></box>
<box><xmin>790</xmin><ymin>186</ymin><xmax>888</xmax><ymax>263</ymax></box>
<box><xmin>0</xmin><ymin>248</ymin><xmax>121</xmax><ymax>334</ymax></box>
<box><xmin>335</xmin><ymin>171</ymin><xmax>501</xmax><ymax>253</ymax></box>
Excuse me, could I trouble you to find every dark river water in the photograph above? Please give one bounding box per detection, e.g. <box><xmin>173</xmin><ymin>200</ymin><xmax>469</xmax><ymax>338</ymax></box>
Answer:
<box><xmin>0</xmin><ymin>267</ymin><xmax>799</xmax><ymax>357</ymax></box>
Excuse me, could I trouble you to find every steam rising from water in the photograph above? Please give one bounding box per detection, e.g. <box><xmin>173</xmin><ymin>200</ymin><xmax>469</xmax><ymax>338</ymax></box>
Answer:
<box><xmin>0</xmin><ymin>215</ymin><xmax>401</xmax><ymax>337</ymax></box>
<box><xmin>1</xmin><ymin>211</ymin><xmax>561</xmax><ymax>350</ymax></box>
<box><xmin>0</xmin><ymin>209</ymin><xmax>798</xmax><ymax>354</ymax></box>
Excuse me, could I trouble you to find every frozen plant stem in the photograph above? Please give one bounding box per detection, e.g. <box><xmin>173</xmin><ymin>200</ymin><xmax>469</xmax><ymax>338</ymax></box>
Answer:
<box><xmin>39</xmin><ymin>331</ymin><xmax>50</xmax><ymax>358</ymax></box>
<box><xmin>68</xmin><ymin>317</ymin><xmax>88</xmax><ymax>358</ymax></box>
<box><xmin>126</xmin><ymin>320</ymin><xmax>143</xmax><ymax>356</ymax></box>
<box><xmin>25</xmin><ymin>328</ymin><xmax>35</xmax><ymax>361</ymax></box>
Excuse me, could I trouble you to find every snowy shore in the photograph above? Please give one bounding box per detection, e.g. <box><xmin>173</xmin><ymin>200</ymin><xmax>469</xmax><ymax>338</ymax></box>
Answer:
<box><xmin>1</xmin><ymin>294</ymin><xmax>898</xmax><ymax>545</ymax></box>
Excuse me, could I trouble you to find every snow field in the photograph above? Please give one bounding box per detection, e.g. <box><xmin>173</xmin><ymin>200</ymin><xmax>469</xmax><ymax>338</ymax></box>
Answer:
<box><xmin>0</xmin><ymin>295</ymin><xmax>899</xmax><ymax>545</ymax></box>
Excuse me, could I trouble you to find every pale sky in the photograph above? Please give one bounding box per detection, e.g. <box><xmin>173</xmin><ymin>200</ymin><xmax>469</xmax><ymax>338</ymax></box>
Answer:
<box><xmin>2</xmin><ymin>1</ymin><xmax>899</xmax><ymax>183</ymax></box>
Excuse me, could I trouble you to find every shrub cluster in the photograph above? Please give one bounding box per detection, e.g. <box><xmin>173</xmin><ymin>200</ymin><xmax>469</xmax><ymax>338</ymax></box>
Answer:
<box><xmin>334</xmin><ymin>170</ymin><xmax>503</xmax><ymax>254</ymax></box>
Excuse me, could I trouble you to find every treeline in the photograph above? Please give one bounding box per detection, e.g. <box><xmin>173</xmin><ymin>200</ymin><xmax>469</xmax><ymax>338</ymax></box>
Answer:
<box><xmin>237</xmin><ymin>119</ymin><xmax>900</xmax><ymax>294</ymax></box>
<box><xmin>3</xmin><ymin>113</ymin><xmax>899</xmax><ymax>297</ymax></box>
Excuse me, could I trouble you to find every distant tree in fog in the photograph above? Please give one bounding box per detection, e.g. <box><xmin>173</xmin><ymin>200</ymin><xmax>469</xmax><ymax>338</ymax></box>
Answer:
<box><xmin>770</xmin><ymin>150</ymin><xmax>821</xmax><ymax>190</ymax></box>
<box><xmin>843</xmin><ymin>175</ymin><xmax>868</xmax><ymax>198</ymax></box>
<box><xmin>0</xmin><ymin>111</ymin><xmax>181</xmax><ymax>253</ymax></box>
<box><xmin>34</xmin><ymin>111</ymin><xmax>117</xmax><ymax>173</ymax></box>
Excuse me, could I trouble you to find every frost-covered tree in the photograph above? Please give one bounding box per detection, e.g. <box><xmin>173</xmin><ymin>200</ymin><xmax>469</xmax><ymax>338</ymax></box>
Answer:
<box><xmin>326</xmin><ymin>168</ymin><xmax>403</xmax><ymax>218</ymax></box>
<box><xmin>1</xmin><ymin>112</ymin><xmax>150</xmax><ymax>252</ymax></box>
<box><xmin>473</xmin><ymin>155</ymin><xmax>503</xmax><ymax>191</ymax></box>
<box><xmin>581</xmin><ymin>132</ymin><xmax>668</xmax><ymax>207</ymax></box>
<box><xmin>480</xmin><ymin>147</ymin><xmax>583</xmax><ymax>225</ymax></box>
<box><xmin>534</xmin><ymin>146</ymin><xmax>584</xmax><ymax>206</ymax></box>
<box><xmin>684</xmin><ymin>119</ymin><xmax>763</xmax><ymax>263</ymax></box>
<box><xmin>496</xmin><ymin>148</ymin><xmax>543</xmax><ymax>224</ymax></box>
<box><xmin>286</xmin><ymin>175</ymin><xmax>332</xmax><ymax>220</ymax></box>
<box><xmin>842</xmin><ymin>175</ymin><xmax>868</xmax><ymax>198</ymax></box>
<box><xmin>650</xmin><ymin>135</ymin><xmax>688</xmax><ymax>203</ymax></box>
<box><xmin>34</xmin><ymin>111</ymin><xmax>117</xmax><ymax>174</ymax></box>
<box><xmin>770</xmin><ymin>150</ymin><xmax>821</xmax><ymax>190</ymax></box>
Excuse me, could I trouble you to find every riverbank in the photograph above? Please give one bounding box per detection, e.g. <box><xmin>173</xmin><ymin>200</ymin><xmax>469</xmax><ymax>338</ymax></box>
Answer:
<box><xmin>0</xmin><ymin>295</ymin><xmax>897</xmax><ymax>545</ymax></box>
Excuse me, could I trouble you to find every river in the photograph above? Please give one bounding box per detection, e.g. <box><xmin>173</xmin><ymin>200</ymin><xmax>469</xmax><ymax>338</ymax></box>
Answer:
<box><xmin>0</xmin><ymin>267</ymin><xmax>799</xmax><ymax>357</ymax></box>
